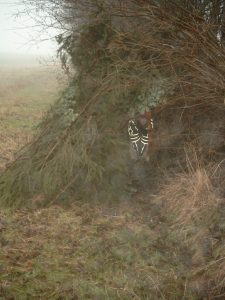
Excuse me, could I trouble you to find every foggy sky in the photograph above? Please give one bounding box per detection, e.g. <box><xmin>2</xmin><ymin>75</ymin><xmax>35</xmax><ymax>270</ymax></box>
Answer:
<box><xmin>0</xmin><ymin>0</ymin><xmax>58</xmax><ymax>55</ymax></box>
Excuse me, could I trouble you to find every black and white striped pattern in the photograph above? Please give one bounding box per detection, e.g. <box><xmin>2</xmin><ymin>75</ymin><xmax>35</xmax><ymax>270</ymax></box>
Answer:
<box><xmin>128</xmin><ymin>119</ymin><xmax>149</xmax><ymax>157</ymax></box>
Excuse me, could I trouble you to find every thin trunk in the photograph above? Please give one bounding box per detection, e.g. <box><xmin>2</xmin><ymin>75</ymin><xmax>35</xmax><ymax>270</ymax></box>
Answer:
<box><xmin>220</xmin><ymin>1</ymin><xmax>225</xmax><ymax>44</ymax></box>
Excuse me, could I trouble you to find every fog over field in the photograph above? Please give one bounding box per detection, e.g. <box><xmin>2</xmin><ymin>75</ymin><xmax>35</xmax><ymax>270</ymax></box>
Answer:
<box><xmin>0</xmin><ymin>52</ymin><xmax>51</xmax><ymax>68</ymax></box>
<box><xmin>0</xmin><ymin>0</ymin><xmax>57</xmax><ymax>57</ymax></box>
<box><xmin>0</xmin><ymin>0</ymin><xmax>63</xmax><ymax>168</ymax></box>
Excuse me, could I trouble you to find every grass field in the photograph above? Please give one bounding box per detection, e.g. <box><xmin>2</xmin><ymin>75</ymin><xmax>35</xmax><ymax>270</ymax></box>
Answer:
<box><xmin>0</xmin><ymin>200</ymin><xmax>169</xmax><ymax>299</ymax></box>
<box><xmin>0</xmin><ymin>64</ymin><xmax>169</xmax><ymax>299</ymax></box>
<box><xmin>0</xmin><ymin>62</ymin><xmax>224</xmax><ymax>299</ymax></box>
<box><xmin>0</xmin><ymin>65</ymin><xmax>65</xmax><ymax>171</ymax></box>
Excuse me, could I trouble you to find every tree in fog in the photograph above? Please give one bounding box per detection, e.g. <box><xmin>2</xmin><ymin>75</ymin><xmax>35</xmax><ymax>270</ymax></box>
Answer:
<box><xmin>0</xmin><ymin>0</ymin><xmax>224</xmax><ymax>207</ymax></box>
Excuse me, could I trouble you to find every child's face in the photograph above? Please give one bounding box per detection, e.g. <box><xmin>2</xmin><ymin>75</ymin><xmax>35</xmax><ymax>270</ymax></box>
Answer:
<box><xmin>138</xmin><ymin>116</ymin><xmax>148</xmax><ymax>126</ymax></box>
